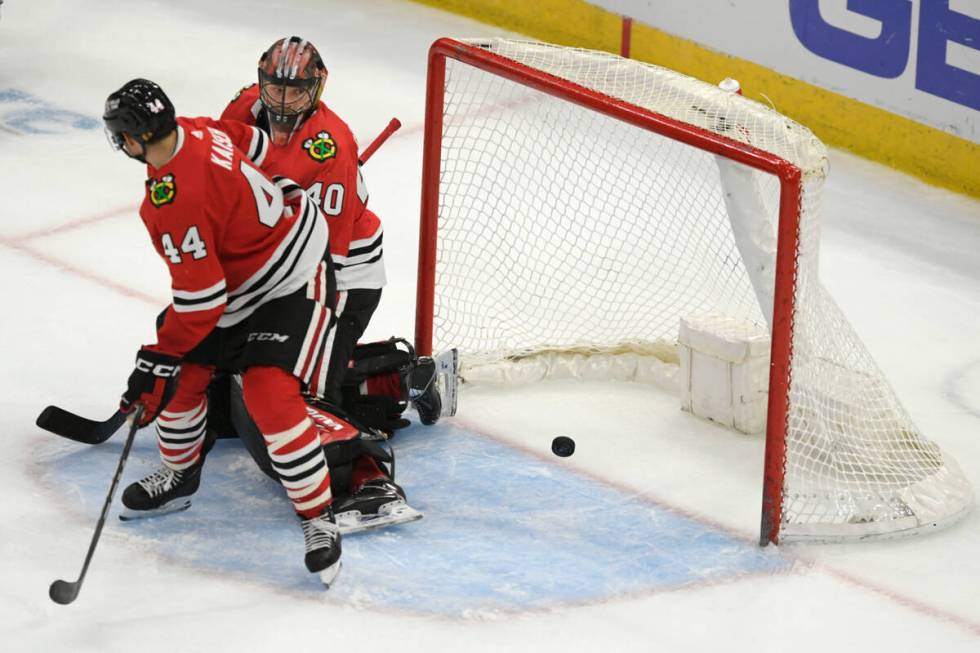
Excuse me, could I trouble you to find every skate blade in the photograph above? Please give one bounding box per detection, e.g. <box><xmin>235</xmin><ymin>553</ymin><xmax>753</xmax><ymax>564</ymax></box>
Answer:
<box><xmin>318</xmin><ymin>561</ymin><xmax>341</xmax><ymax>589</ymax></box>
<box><xmin>119</xmin><ymin>498</ymin><xmax>192</xmax><ymax>521</ymax></box>
<box><xmin>336</xmin><ymin>502</ymin><xmax>423</xmax><ymax>535</ymax></box>
<box><xmin>434</xmin><ymin>348</ymin><xmax>458</xmax><ymax>417</ymax></box>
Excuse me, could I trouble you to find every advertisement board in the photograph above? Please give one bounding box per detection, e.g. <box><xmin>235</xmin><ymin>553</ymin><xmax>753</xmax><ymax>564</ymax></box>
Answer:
<box><xmin>594</xmin><ymin>0</ymin><xmax>978</xmax><ymax>142</ymax></box>
<box><xmin>413</xmin><ymin>0</ymin><xmax>979</xmax><ymax>196</ymax></box>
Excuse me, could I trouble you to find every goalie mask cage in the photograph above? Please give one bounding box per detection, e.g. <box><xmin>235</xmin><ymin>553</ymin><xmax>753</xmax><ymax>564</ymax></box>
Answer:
<box><xmin>415</xmin><ymin>38</ymin><xmax>972</xmax><ymax>544</ymax></box>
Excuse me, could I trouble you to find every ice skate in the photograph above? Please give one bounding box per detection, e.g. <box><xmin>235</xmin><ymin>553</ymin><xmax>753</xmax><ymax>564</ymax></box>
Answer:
<box><xmin>432</xmin><ymin>348</ymin><xmax>459</xmax><ymax>418</ymax></box>
<box><xmin>119</xmin><ymin>460</ymin><xmax>202</xmax><ymax>521</ymax></box>
<box><xmin>333</xmin><ymin>478</ymin><xmax>423</xmax><ymax>534</ymax></box>
<box><xmin>409</xmin><ymin>356</ymin><xmax>442</xmax><ymax>425</ymax></box>
<box><xmin>119</xmin><ymin>427</ymin><xmax>215</xmax><ymax>521</ymax></box>
<box><xmin>302</xmin><ymin>506</ymin><xmax>342</xmax><ymax>587</ymax></box>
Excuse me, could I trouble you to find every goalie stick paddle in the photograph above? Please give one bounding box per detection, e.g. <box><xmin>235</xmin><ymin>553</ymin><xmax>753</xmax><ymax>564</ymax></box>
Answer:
<box><xmin>36</xmin><ymin>406</ymin><xmax>127</xmax><ymax>445</ymax></box>
<box><xmin>49</xmin><ymin>405</ymin><xmax>143</xmax><ymax>605</ymax></box>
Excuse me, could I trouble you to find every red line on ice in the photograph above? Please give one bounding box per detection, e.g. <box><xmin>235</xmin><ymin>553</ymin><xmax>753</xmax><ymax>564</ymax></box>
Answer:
<box><xmin>10</xmin><ymin>203</ymin><xmax>137</xmax><ymax>242</ymax></box>
<box><xmin>457</xmin><ymin>416</ymin><xmax>980</xmax><ymax>637</ymax></box>
<box><xmin>0</xmin><ymin>236</ymin><xmax>160</xmax><ymax>306</ymax></box>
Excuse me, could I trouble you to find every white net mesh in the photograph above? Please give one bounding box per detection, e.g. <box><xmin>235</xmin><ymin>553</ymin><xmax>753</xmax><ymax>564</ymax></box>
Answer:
<box><xmin>427</xmin><ymin>38</ymin><xmax>972</xmax><ymax>542</ymax></box>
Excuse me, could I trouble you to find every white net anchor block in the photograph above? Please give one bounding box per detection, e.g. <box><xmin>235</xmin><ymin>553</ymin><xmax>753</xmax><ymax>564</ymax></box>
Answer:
<box><xmin>678</xmin><ymin>314</ymin><xmax>770</xmax><ymax>434</ymax></box>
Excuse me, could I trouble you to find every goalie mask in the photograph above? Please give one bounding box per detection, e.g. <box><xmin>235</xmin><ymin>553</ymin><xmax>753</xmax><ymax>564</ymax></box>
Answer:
<box><xmin>258</xmin><ymin>36</ymin><xmax>327</xmax><ymax>146</ymax></box>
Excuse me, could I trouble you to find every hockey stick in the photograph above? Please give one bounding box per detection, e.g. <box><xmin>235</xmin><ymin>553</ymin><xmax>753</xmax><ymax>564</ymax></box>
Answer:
<box><xmin>358</xmin><ymin>118</ymin><xmax>401</xmax><ymax>165</ymax></box>
<box><xmin>36</xmin><ymin>405</ymin><xmax>127</xmax><ymax>445</ymax></box>
<box><xmin>49</xmin><ymin>404</ymin><xmax>144</xmax><ymax>605</ymax></box>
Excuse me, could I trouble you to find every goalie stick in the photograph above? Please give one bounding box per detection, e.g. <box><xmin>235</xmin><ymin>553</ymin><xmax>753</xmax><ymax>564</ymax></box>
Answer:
<box><xmin>49</xmin><ymin>405</ymin><xmax>143</xmax><ymax>605</ymax></box>
<box><xmin>40</xmin><ymin>119</ymin><xmax>405</xmax><ymax>447</ymax></box>
<box><xmin>358</xmin><ymin>117</ymin><xmax>401</xmax><ymax>165</ymax></box>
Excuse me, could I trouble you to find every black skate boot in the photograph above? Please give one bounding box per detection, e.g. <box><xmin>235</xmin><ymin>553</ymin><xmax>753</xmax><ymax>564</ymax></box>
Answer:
<box><xmin>302</xmin><ymin>506</ymin><xmax>342</xmax><ymax>587</ymax></box>
<box><xmin>409</xmin><ymin>356</ymin><xmax>442</xmax><ymax>425</ymax></box>
<box><xmin>120</xmin><ymin>460</ymin><xmax>203</xmax><ymax>520</ymax></box>
<box><xmin>333</xmin><ymin>478</ymin><xmax>422</xmax><ymax>534</ymax></box>
<box><xmin>120</xmin><ymin>429</ymin><xmax>215</xmax><ymax>521</ymax></box>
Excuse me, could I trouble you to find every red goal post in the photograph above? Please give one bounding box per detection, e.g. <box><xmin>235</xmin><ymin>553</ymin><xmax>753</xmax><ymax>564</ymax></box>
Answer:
<box><xmin>415</xmin><ymin>37</ymin><xmax>972</xmax><ymax>544</ymax></box>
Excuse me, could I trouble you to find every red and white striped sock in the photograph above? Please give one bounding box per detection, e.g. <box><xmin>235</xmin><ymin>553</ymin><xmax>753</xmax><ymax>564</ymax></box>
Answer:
<box><xmin>244</xmin><ymin>366</ymin><xmax>332</xmax><ymax>519</ymax></box>
<box><xmin>156</xmin><ymin>400</ymin><xmax>208</xmax><ymax>471</ymax></box>
<box><xmin>263</xmin><ymin>416</ymin><xmax>333</xmax><ymax>518</ymax></box>
<box><xmin>155</xmin><ymin>362</ymin><xmax>214</xmax><ymax>471</ymax></box>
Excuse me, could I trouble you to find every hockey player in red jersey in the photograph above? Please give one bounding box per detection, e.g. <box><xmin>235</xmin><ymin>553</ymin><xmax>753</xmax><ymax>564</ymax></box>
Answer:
<box><xmin>221</xmin><ymin>37</ymin><xmax>444</xmax><ymax>432</ymax></box>
<box><xmin>221</xmin><ymin>37</ymin><xmax>387</xmax><ymax>403</ymax></box>
<box><xmin>211</xmin><ymin>36</ymin><xmax>452</xmax><ymax>533</ymax></box>
<box><xmin>103</xmin><ymin>79</ymin><xmax>341</xmax><ymax>586</ymax></box>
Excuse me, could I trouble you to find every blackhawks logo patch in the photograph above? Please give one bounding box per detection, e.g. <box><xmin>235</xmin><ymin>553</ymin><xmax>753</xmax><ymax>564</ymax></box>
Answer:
<box><xmin>147</xmin><ymin>174</ymin><xmax>177</xmax><ymax>208</ymax></box>
<box><xmin>302</xmin><ymin>131</ymin><xmax>337</xmax><ymax>162</ymax></box>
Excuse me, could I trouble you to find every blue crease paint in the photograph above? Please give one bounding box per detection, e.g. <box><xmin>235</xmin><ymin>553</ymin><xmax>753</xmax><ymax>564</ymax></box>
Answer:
<box><xmin>43</xmin><ymin>421</ymin><xmax>790</xmax><ymax>615</ymax></box>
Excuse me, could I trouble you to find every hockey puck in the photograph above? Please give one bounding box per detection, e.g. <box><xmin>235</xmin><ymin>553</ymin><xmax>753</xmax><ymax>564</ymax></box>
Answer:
<box><xmin>551</xmin><ymin>436</ymin><xmax>575</xmax><ymax>457</ymax></box>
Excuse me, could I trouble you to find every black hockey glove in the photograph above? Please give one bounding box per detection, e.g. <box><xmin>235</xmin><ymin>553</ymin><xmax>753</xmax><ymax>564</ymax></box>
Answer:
<box><xmin>120</xmin><ymin>348</ymin><xmax>181</xmax><ymax>426</ymax></box>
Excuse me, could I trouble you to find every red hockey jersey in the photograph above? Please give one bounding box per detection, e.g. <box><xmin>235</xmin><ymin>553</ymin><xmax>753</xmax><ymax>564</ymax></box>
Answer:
<box><xmin>140</xmin><ymin>116</ymin><xmax>328</xmax><ymax>357</ymax></box>
<box><xmin>221</xmin><ymin>85</ymin><xmax>385</xmax><ymax>291</ymax></box>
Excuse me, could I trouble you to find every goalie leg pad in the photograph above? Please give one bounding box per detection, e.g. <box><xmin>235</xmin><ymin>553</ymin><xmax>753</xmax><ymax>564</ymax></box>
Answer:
<box><xmin>340</xmin><ymin>393</ymin><xmax>411</xmax><ymax>434</ymax></box>
<box><xmin>317</xmin><ymin>288</ymin><xmax>382</xmax><ymax>405</ymax></box>
<box><xmin>340</xmin><ymin>338</ymin><xmax>457</xmax><ymax>430</ymax></box>
<box><xmin>230</xmin><ymin>376</ymin><xmax>396</xmax><ymax>502</ymax></box>
<box><xmin>343</xmin><ymin>338</ymin><xmax>414</xmax><ymax>388</ymax></box>
<box><xmin>340</xmin><ymin>338</ymin><xmax>414</xmax><ymax>432</ymax></box>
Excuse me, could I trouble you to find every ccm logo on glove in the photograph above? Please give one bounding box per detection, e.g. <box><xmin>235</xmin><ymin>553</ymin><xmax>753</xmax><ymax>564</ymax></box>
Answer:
<box><xmin>134</xmin><ymin>358</ymin><xmax>180</xmax><ymax>377</ymax></box>
<box><xmin>121</xmin><ymin>348</ymin><xmax>182</xmax><ymax>426</ymax></box>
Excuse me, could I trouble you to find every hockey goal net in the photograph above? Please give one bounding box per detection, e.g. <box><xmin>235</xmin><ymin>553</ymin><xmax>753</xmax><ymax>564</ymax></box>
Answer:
<box><xmin>415</xmin><ymin>38</ymin><xmax>972</xmax><ymax>544</ymax></box>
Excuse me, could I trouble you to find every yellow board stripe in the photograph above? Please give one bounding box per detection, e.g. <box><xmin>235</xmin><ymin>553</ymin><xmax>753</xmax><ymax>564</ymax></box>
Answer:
<box><xmin>410</xmin><ymin>0</ymin><xmax>980</xmax><ymax>199</ymax></box>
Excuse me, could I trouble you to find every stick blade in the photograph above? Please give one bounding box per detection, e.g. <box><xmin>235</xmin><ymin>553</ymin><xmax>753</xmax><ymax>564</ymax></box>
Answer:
<box><xmin>36</xmin><ymin>406</ymin><xmax>125</xmax><ymax>444</ymax></box>
<box><xmin>36</xmin><ymin>405</ymin><xmax>65</xmax><ymax>429</ymax></box>
<box><xmin>49</xmin><ymin>579</ymin><xmax>80</xmax><ymax>605</ymax></box>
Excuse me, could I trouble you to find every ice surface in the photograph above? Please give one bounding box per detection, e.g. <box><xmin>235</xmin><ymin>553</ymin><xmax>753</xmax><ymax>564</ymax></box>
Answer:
<box><xmin>1</xmin><ymin>1</ymin><xmax>978</xmax><ymax>651</ymax></box>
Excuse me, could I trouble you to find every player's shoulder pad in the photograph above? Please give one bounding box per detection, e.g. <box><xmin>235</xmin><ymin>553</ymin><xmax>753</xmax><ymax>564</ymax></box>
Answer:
<box><xmin>222</xmin><ymin>84</ymin><xmax>260</xmax><ymax>122</ymax></box>
<box><xmin>231</xmin><ymin>83</ymin><xmax>257</xmax><ymax>103</ymax></box>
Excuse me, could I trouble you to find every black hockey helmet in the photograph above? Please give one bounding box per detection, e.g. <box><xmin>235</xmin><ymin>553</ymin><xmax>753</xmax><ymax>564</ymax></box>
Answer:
<box><xmin>257</xmin><ymin>37</ymin><xmax>327</xmax><ymax>145</ymax></box>
<box><xmin>103</xmin><ymin>79</ymin><xmax>177</xmax><ymax>155</ymax></box>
